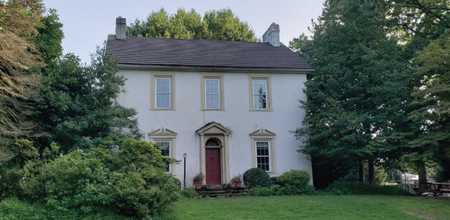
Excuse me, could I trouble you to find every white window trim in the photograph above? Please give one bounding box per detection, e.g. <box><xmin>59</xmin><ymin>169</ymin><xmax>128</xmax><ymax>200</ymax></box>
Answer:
<box><xmin>201</xmin><ymin>74</ymin><xmax>225</xmax><ymax>111</ymax></box>
<box><xmin>250</xmin><ymin>129</ymin><xmax>276</xmax><ymax>174</ymax></box>
<box><xmin>151</xmin><ymin>73</ymin><xmax>175</xmax><ymax>111</ymax></box>
<box><xmin>249</xmin><ymin>75</ymin><xmax>272</xmax><ymax>111</ymax></box>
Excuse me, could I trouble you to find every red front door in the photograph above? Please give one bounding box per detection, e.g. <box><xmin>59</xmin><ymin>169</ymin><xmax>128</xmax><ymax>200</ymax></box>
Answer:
<box><xmin>206</xmin><ymin>148</ymin><xmax>221</xmax><ymax>185</ymax></box>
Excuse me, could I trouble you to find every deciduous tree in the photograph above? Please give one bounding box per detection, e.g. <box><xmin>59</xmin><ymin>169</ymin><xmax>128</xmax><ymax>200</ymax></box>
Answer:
<box><xmin>128</xmin><ymin>8</ymin><xmax>257</xmax><ymax>42</ymax></box>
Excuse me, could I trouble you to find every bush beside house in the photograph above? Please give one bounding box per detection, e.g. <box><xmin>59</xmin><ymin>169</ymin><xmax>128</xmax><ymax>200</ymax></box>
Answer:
<box><xmin>17</xmin><ymin>138</ymin><xmax>179</xmax><ymax>219</ymax></box>
<box><xmin>243</xmin><ymin>168</ymin><xmax>272</xmax><ymax>189</ymax></box>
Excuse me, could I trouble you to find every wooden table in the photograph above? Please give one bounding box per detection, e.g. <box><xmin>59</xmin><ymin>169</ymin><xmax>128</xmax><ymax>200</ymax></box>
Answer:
<box><xmin>414</xmin><ymin>182</ymin><xmax>450</xmax><ymax>196</ymax></box>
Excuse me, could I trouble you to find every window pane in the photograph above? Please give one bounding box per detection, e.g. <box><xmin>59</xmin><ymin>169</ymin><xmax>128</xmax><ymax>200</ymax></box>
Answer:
<box><xmin>206</xmin><ymin>94</ymin><xmax>220</xmax><ymax>109</ymax></box>
<box><xmin>156</xmin><ymin>78</ymin><xmax>170</xmax><ymax>93</ymax></box>
<box><xmin>253</xmin><ymin>94</ymin><xmax>267</xmax><ymax>109</ymax></box>
<box><xmin>252</xmin><ymin>80</ymin><xmax>266</xmax><ymax>95</ymax></box>
<box><xmin>205</xmin><ymin>79</ymin><xmax>219</xmax><ymax>94</ymax></box>
<box><xmin>156</xmin><ymin>94</ymin><xmax>170</xmax><ymax>108</ymax></box>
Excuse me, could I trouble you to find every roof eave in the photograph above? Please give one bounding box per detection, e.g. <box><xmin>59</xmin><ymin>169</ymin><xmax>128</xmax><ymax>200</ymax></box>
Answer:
<box><xmin>116</xmin><ymin>64</ymin><xmax>314</xmax><ymax>74</ymax></box>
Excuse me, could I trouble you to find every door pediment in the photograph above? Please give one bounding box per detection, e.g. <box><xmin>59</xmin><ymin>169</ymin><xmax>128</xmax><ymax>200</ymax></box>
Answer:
<box><xmin>196</xmin><ymin>121</ymin><xmax>230</xmax><ymax>135</ymax></box>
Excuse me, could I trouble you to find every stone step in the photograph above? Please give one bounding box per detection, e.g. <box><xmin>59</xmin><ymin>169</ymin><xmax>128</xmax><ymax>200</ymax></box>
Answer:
<box><xmin>195</xmin><ymin>184</ymin><xmax>248</xmax><ymax>198</ymax></box>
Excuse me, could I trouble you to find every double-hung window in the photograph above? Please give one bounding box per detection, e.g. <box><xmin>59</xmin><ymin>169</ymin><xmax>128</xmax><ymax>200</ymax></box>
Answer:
<box><xmin>252</xmin><ymin>80</ymin><xmax>267</xmax><ymax>109</ymax></box>
<box><xmin>249</xmin><ymin>75</ymin><xmax>272</xmax><ymax>111</ymax></box>
<box><xmin>256</xmin><ymin>141</ymin><xmax>270</xmax><ymax>171</ymax></box>
<box><xmin>156</xmin><ymin>78</ymin><xmax>171</xmax><ymax>109</ymax></box>
<box><xmin>156</xmin><ymin>140</ymin><xmax>171</xmax><ymax>173</ymax></box>
<box><xmin>151</xmin><ymin>73</ymin><xmax>175</xmax><ymax>110</ymax></box>
<box><xmin>201</xmin><ymin>75</ymin><xmax>224</xmax><ymax>110</ymax></box>
<box><xmin>205</xmin><ymin>79</ymin><xmax>220</xmax><ymax>109</ymax></box>
<box><xmin>149</xmin><ymin>128</ymin><xmax>177</xmax><ymax>174</ymax></box>
<box><xmin>250</xmin><ymin>129</ymin><xmax>276</xmax><ymax>173</ymax></box>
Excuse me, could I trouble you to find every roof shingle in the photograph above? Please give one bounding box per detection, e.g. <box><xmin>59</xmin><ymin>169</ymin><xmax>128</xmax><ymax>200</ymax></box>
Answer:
<box><xmin>106</xmin><ymin>35</ymin><xmax>312</xmax><ymax>70</ymax></box>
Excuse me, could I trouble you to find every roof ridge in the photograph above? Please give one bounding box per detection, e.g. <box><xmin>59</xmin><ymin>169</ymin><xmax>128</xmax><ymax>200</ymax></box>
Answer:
<box><xmin>124</xmin><ymin>35</ymin><xmax>269</xmax><ymax>45</ymax></box>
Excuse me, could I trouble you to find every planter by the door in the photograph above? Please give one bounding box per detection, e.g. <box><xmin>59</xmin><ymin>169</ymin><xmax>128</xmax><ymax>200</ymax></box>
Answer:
<box><xmin>194</xmin><ymin>181</ymin><xmax>202</xmax><ymax>189</ymax></box>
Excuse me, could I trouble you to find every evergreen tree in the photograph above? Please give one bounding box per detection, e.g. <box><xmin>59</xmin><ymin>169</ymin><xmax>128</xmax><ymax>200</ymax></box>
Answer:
<box><xmin>34</xmin><ymin>46</ymin><xmax>142</xmax><ymax>152</ymax></box>
<box><xmin>0</xmin><ymin>0</ymin><xmax>44</xmax><ymax>151</ymax></box>
<box><xmin>293</xmin><ymin>0</ymin><xmax>414</xmax><ymax>184</ymax></box>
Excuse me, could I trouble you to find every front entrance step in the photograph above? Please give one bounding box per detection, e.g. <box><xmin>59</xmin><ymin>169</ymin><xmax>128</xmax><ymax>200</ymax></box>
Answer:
<box><xmin>196</xmin><ymin>184</ymin><xmax>248</xmax><ymax>198</ymax></box>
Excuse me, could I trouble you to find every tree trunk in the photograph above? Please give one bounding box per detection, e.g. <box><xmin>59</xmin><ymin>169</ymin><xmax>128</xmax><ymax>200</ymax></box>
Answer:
<box><xmin>359</xmin><ymin>160</ymin><xmax>364</xmax><ymax>182</ymax></box>
<box><xmin>368</xmin><ymin>159</ymin><xmax>375</xmax><ymax>184</ymax></box>
<box><xmin>416</xmin><ymin>160</ymin><xmax>427</xmax><ymax>184</ymax></box>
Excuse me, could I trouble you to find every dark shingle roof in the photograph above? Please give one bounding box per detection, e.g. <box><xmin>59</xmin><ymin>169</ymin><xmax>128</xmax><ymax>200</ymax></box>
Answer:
<box><xmin>106</xmin><ymin>35</ymin><xmax>312</xmax><ymax>70</ymax></box>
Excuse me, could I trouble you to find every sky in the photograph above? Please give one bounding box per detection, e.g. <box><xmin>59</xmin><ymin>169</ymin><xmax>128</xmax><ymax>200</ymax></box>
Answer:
<box><xmin>43</xmin><ymin>0</ymin><xmax>325</xmax><ymax>64</ymax></box>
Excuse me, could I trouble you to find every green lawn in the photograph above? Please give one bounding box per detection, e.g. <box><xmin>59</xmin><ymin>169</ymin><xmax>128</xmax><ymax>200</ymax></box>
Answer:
<box><xmin>165</xmin><ymin>195</ymin><xmax>450</xmax><ymax>220</ymax></box>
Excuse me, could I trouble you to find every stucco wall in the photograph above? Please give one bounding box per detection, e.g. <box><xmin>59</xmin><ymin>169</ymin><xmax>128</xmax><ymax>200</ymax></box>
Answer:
<box><xmin>116</xmin><ymin>70</ymin><xmax>312</xmax><ymax>186</ymax></box>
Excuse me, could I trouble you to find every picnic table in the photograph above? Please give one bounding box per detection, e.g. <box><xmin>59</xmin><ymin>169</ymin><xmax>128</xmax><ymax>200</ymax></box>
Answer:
<box><xmin>413</xmin><ymin>182</ymin><xmax>450</xmax><ymax>196</ymax></box>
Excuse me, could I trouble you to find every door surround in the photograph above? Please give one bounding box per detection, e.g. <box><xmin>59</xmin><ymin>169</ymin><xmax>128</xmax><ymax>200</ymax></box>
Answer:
<box><xmin>196</xmin><ymin>122</ymin><xmax>230</xmax><ymax>184</ymax></box>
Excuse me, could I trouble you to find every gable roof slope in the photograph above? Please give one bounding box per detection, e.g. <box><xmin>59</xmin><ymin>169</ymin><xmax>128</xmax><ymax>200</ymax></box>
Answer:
<box><xmin>106</xmin><ymin>35</ymin><xmax>312</xmax><ymax>71</ymax></box>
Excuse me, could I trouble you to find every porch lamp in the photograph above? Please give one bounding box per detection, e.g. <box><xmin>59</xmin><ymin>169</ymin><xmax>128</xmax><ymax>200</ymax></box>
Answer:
<box><xmin>183</xmin><ymin>153</ymin><xmax>187</xmax><ymax>189</ymax></box>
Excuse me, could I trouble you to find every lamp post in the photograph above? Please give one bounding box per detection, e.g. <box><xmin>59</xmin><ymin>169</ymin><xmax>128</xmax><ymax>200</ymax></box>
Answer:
<box><xmin>183</xmin><ymin>153</ymin><xmax>187</xmax><ymax>189</ymax></box>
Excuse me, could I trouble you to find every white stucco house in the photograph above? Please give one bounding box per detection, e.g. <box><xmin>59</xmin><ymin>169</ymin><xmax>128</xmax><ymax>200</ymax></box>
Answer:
<box><xmin>107</xmin><ymin>17</ymin><xmax>314</xmax><ymax>186</ymax></box>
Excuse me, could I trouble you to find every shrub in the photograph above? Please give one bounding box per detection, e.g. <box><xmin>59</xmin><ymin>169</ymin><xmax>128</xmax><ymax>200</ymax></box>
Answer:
<box><xmin>21</xmin><ymin>138</ymin><xmax>180</xmax><ymax>219</ymax></box>
<box><xmin>243</xmin><ymin>168</ymin><xmax>272</xmax><ymax>189</ymax></box>
<box><xmin>277</xmin><ymin>170</ymin><xmax>310</xmax><ymax>189</ymax></box>
<box><xmin>0</xmin><ymin>165</ymin><xmax>23</xmax><ymax>201</ymax></box>
<box><xmin>181</xmin><ymin>188</ymin><xmax>198</xmax><ymax>198</ymax></box>
<box><xmin>270</xmin><ymin>176</ymin><xmax>278</xmax><ymax>185</ymax></box>
<box><xmin>173</xmin><ymin>177</ymin><xmax>182</xmax><ymax>190</ymax></box>
<box><xmin>0</xmin><ymin>198</ymin><xmax>133</xmax><ymax>220</ymax></box>
<box><xmin>249</xmin><ymin>186</ymin><xmax>272</xmax><ymax>196</ymax></box>
<box><xmin>270</xmin><ymin>184</ymin><xmax>283</xmax><ymax>196</ymax></box>
<box><xmin>327</xmin><ymin>181</ymin><xmax>411</xmax><ymax>196</ymax></box>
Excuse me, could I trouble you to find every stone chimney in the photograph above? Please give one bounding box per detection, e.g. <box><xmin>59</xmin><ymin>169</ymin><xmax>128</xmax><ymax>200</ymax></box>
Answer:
<box><xmin>115</xmin><ymin>17</ymin><xmax>126</xmax><ymax>40</ymax></box>
<box><xmin>263</xmin><ymin>23</ymin><xmax>280</xmax><ymax>47</ymax></box>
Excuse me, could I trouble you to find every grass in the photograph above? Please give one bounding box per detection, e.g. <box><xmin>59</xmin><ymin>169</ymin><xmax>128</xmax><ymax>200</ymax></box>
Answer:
<box><xmin>164</xmin><ymin>195</ymin><xmax>450</xmax><ymax>220</ymax></box>
<box><xmin>2</xmin><ymin>195</ymin><xmax>450</xmax><ymax>219</ymax></box>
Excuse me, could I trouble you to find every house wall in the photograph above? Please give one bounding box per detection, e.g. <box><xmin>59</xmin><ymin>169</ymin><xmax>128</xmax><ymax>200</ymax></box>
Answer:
<box><xmin>115</xmin><ymin>69</ymin><xmax>312</xmax><ymax>186</ymax></box>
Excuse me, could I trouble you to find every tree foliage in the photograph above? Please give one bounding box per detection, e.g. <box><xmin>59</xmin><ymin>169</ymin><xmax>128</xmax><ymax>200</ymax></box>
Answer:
<box><xmin>128</xmin><ymin>8</ymin><xmax>257</xmax><ymax>42</ymax></box>
<box><xmin>405</xmin><ymin>32</ymin><xmax>450</xmax><ymax>181</ymax></box>
<box><xmin>292</xmin><ymin>0</ymin><xmax>414</xmax><ymax>184</ymax></box>
<box><xmin>35</xmin><ymin>46</ymin><xmax>142</xmax><ymax>152</ymax></box>
<box><xmin>0</xmin><ymin>0</ymin><xmax>44</xmax><ymax>148</ymax></box>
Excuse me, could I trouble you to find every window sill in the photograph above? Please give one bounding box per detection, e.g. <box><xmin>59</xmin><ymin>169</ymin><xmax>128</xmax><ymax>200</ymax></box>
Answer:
<box><xmin>150</xmin><ymin>108</ymin><xmax>176</xmax><ymax>111</ymax></box>
<box><xmin>249</xmin><ymin>109</ymin><xmax>273</xmax><ymax>112</ymax></box>
<box><xmin>201</xmin><ymin>109</ymin><xmax>225</xmax><ymax>111</ymax></box>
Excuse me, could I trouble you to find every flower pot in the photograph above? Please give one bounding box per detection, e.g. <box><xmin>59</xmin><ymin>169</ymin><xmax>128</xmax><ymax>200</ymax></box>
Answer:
<box><xmin>235</xmin><ymin>180</ymin><xmax>242</xmax><ymax>188</ymax></box>
<box><xmin>194</xmin><ymin>181</ymin><xmax>202</xmax><ymax>189</ymax></box>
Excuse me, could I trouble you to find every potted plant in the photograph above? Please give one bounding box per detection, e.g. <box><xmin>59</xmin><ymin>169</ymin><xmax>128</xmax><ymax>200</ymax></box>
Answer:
<box><xmin>193</xmin><ymin>173</ymin><xmax>204</xmax><ymax>190</ymax></box>
<box><xmin>231</xmin><ymin>173</ymin><xmax>243</xmax><ymax>188</ymax></box>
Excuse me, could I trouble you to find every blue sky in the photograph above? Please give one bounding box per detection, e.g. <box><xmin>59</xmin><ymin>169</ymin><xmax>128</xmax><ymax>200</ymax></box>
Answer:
<box><xmin>43</xmin><ymin>0</ymin><xmax>325</xmax><ymax>64</ymax></box>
